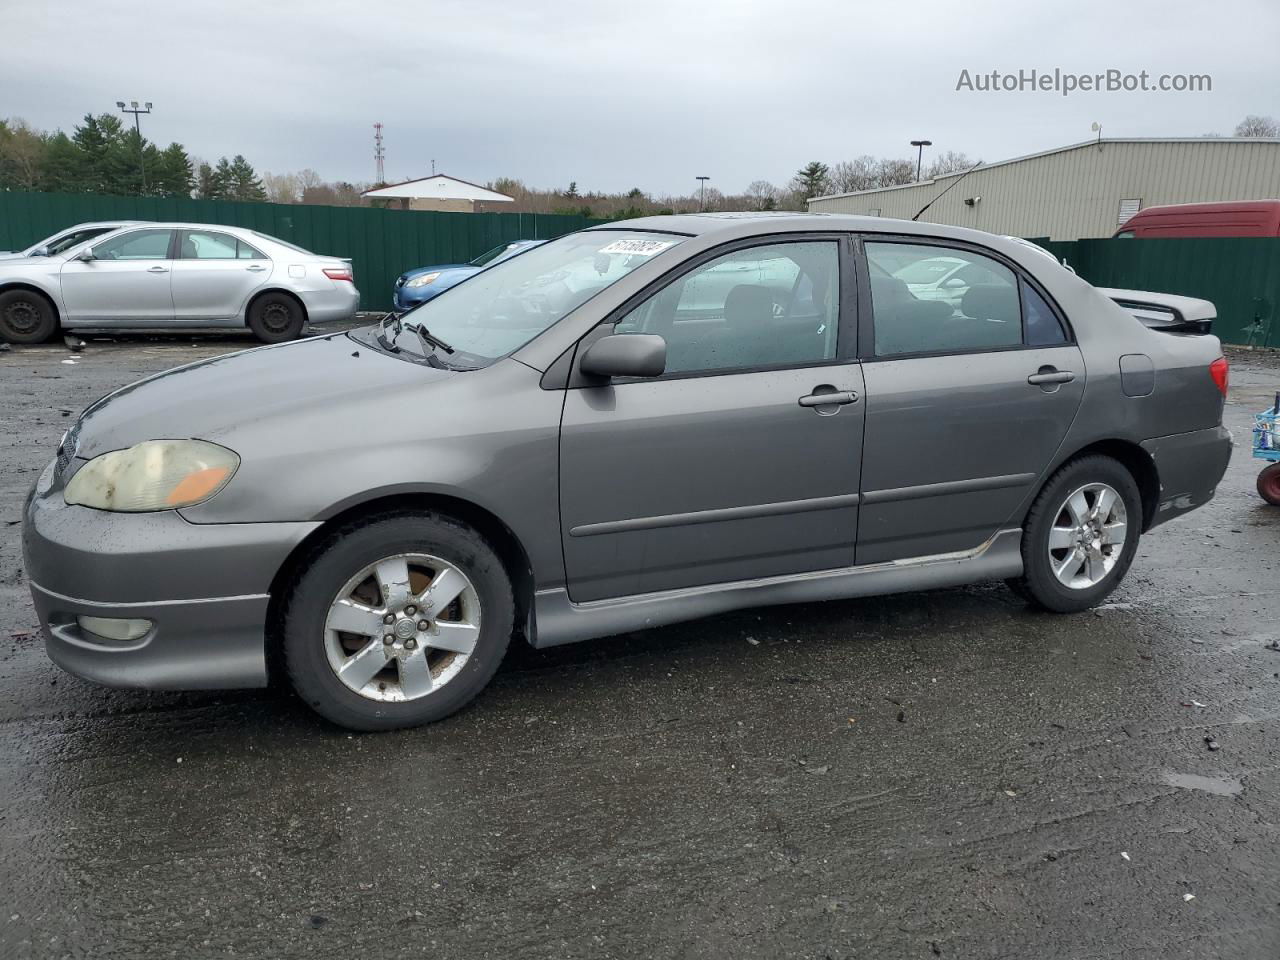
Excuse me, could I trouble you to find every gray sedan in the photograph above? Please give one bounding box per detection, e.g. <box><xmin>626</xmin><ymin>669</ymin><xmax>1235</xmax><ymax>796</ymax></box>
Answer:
<box><xmin>0</xmin><ymin>222</ymin><xmax>360</xmax><ymax>343</ymax></box>
<box><xmin>23</xmin><ymin>214</ymin><xmax>1231</xmax><ymax>730</ymax></box>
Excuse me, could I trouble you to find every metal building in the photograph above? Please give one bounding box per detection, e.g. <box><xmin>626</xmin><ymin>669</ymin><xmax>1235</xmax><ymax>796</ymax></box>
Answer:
<box><xmin>807</xmin><ymin>138</ymin><xmax>1280</xmax><ymax>240</ymax></box>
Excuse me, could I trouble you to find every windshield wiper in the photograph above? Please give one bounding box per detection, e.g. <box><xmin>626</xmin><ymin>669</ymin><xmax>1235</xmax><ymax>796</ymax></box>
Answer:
<box><xmin>375</xmin><ymin>312</ymin><xmax>401</xmax><ymax>352</ymax></box>
<box><xmin>411</xmin><ymin>325</ymin><xmax>455</xmax><ymax>355</ymax></box>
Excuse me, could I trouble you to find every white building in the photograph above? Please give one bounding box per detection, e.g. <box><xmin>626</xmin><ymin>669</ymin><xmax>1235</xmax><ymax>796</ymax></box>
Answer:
<box><xmin>362</xmin><ymin>174</ymin><xmax>515</xmax><ymax>213</ymax></box>
<box><xmin>807</xmin><ymin>138</ymin><xmax>1280</xmax><ymax>240</ymax></box>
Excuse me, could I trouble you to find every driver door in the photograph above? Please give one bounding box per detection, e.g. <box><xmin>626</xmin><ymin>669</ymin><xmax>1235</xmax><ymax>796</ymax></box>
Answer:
<box><xmin>558</xmin><ymin>236</ymin><xmax>865</xmax><ymax>602</ymax></box>
<box><xmin>60</xmin><ymin>228</ymin><xmax>176</xmax><ymax>323</ymax></box>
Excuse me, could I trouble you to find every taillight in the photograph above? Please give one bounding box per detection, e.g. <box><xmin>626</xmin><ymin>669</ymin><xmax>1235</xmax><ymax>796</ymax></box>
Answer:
<box><xmin>1210</xmin><ymin>356</ymin><xmax>1229</xmax><ymax>396</ymax></box>
<box><xmin>323</xmin><ymin>267</ymin><xmax>353</xmax><ymax>282</ymax></box>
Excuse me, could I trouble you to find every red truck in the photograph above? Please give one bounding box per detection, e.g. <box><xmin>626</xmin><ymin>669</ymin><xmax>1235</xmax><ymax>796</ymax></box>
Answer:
<box><xmin>1116</xmin><ymin>200</ymin><xmax>1280</xmax><ymax>238</ymax></box>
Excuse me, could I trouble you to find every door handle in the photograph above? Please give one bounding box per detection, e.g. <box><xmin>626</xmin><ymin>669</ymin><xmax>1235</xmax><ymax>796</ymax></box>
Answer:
<box><xmin>799</xmin><ymin>389</ymin><xmax>859</xmax><ymax>407</ymax></box>
<box><xmin>147</xmin><ymin>266</ymin><xmax>169</xmax><ymax>273</ymax></box>
<box><xmin>1027</xmin><ymin>368</ymin><xmax>1074</xmax><ymax>385</ymax></box>
<box><xmin>245</xmin><ymin>264</ymin><xmax>266</xmax><ymax>272</ymax></box>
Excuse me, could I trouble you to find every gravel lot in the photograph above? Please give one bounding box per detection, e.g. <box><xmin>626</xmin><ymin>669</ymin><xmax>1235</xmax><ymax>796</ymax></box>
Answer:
<box><xmin>2</xmin><ymin>329</ymin><xmax>1279</xmax><ymax>959</ymax></box>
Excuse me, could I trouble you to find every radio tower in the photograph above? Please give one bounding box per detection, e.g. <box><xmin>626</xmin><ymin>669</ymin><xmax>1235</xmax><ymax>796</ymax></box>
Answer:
<box><xmin>373</xmin><ymin>123</ymin><xmax>386</xmax><ymax>184</ymax></box>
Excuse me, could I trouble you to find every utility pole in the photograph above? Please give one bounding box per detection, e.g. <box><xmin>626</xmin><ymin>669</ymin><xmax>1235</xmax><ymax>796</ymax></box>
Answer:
<box><xmin>696</xmin><ymin>175</ymin><xmax>710</xmax><ymax>211</ymax></box>
<box><xmin>373</xmin><ymin>122</ymin><xmax>386</xmax><ymax>184</ymax></box>
<box><xmin>116</xmin><ymin>100</ymin><xmax>153</xmax><ymax>191</ymax></box>
<box><xmin>910</xmin><ymin>139</ymin><xmax>932</xmax><ymax>181</ymax></box>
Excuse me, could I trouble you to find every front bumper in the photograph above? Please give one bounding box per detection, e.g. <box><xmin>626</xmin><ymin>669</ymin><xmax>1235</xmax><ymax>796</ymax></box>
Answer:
<box><xmin>1142</xmin><ymin>424</ymin><xmax>1233</xmax><ymax>529</ymax></box>
<box><xmin>23</xmin><ymin>470</ymin><xmax>320</xmax><ymax>690</ymax></box>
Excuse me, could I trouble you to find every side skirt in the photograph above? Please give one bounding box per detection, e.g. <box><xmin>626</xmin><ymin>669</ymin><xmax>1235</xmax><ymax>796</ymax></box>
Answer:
<box><xmin>531</xmin><ymin>528</ymin><xmax>1024</xmax><ymax>648</ymax></box>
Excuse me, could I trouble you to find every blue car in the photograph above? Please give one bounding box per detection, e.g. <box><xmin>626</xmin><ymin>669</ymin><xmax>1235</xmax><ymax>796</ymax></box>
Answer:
<box><xmin>392</xmin><ymin>239</ymin><xmax>544</xmax><ymax>312</ymax></box>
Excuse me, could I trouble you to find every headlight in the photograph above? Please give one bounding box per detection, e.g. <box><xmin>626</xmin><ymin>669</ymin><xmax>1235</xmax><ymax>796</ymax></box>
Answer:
<box><xmin>404</xmin><ymin>272</ymin><xmax>441</xmax><ymax>288</ymax></box>
<box><xmin>64</xmin><ymin>440</ymin><xmax>239</xmax><ymax>512</ymax></box>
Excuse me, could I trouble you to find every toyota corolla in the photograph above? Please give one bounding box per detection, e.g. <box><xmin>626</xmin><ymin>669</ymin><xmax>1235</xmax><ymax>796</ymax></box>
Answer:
<box><xmin>23</xmin><ymin>214</ymin><xmax>1232</xmax><ymax>730</ymax></box>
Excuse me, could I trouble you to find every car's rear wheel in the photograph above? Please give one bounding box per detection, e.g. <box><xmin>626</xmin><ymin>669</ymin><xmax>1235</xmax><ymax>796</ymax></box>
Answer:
<box><xmin>1007</xmin><ymin>455</ymin><xmax>1142</xmax><ymax>613</ymax></box>
<box><xmin>248</xmin><ymin>292</ymin><xmax>304</xmax><ymax>343</ymax></box>
<box><xmin>282</xmin><ymin>512</ymin><xmax>514</xmax><ymax>731</ymax></box>
<box><xmin>1258</xmin><ymin>463</ymin><xmax>1280</xmax><ymax>506</ymax></box>
<box><xmin>0</xmin><ymin>289</ymin><xmax>57</xmax><ymax>343</ymax></box>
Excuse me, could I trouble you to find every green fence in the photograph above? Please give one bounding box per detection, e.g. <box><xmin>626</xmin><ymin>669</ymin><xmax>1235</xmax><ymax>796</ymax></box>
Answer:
<box><xmin>0</xmin><ymin>190</ymin><xmax>606</xmax><ymax>312</ymax></box>
<box><xmin>1033</xmin><ymin>237</ymin><xmax>1280</xmax><ymax>347</ymax></box>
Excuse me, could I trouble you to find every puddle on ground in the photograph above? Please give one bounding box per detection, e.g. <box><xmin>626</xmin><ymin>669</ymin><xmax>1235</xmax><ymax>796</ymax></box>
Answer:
<box><xmin>1162</xmin><ymin>772</ymin><xmax>1243</xmax><ymax>797</ymax></box>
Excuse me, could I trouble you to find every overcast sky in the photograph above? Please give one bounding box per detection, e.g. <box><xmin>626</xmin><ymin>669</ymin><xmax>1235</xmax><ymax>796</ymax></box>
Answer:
<box><xmin>5</xmin><ymin>0</ymin><xmax>1277</xmax><ymax>197</ymax></box>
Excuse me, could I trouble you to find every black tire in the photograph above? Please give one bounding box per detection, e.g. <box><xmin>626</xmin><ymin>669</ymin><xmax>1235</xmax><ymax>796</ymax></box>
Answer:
<box><xmin>282</xmin><ymin>512</ymin><xmax>514</xmax><ymax>731</ymax></box>
<box><xmin>0</xmin><ymin>288</ymin><xmax>58</xmax><ymax>343</ymax></box>
<box><xmin>248</xmin><ymin>292</ymin><xmax>304</xmax><ymax>343</ymax></box>
<box><xmin>1258</xmin><ymin>463</ymin><xmax>1280</xmax><ymax>506</ymax></box>
<box><xmin>1006</xmin><ymin>454</ymin><xmax>1142</xmax><ymax>613</ymax></box>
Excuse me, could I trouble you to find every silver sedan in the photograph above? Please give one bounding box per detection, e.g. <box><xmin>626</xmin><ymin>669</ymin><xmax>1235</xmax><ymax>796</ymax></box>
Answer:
<box><xmin>0</xmin><ymin>222</ymin><xmax>360</xmax><ymax>344</ymax></box>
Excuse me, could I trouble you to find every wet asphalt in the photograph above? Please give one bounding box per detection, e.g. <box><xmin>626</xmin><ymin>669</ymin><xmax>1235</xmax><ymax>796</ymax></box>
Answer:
<box><xmin>2</xmin><ymin>329</ymin><xmax>1279</xmax><ymax>959</ymax></box>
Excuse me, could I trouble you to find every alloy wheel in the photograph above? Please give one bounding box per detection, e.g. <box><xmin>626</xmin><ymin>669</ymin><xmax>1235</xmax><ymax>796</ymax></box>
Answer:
<box><xmin>1047</xmin><ymin>482</ymin><xmax>1128</xmax><ymax>589</ymax></box>
<box><xmin>323</xmin><ymin>553</ymin><xmax>481</xmax><ymax>702</ymax></box>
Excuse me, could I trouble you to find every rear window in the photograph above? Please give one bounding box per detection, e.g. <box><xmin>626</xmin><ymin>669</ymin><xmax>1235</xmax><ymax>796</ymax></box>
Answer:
<box><xmin>253</xmin><ymin>232</ymin><xmax>314</xmax><ymax>256</ymax></box>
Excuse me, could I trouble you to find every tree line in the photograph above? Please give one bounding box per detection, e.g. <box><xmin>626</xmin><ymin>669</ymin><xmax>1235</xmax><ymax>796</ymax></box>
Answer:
<box><xmin>0</xmin><ymin>113</ymin><xmax>372</xmax><ymax>205</ymax></box>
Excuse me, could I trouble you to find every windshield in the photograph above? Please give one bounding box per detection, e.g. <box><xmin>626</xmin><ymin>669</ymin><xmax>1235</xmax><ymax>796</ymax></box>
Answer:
<box><xmin>470</xmin><ymin>243</ymin><xmax>518</xmax><ymax>267</ymax></box>
<box><xmin>393</xmin><ymin>231</ymin><xmax>684</xmax><ymax>366</ymax></box>
<box><xmin>28</xmin><ymin>226</ymin><xmax>117</xmax><ymax>256</ymax></box>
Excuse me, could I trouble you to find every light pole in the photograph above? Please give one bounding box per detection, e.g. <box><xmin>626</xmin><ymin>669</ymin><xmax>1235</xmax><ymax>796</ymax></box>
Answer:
<box><xmin>116</xmin><ymin>100</ymin><xmax>153</xmax><ymax>191</ymax></box>
<box><xmin>910</xmin><ymin>139</ymin><xmax>932</xmax><ymax>181</ymax></box>
<box><xmin>696</xmin><ymin>176</ymin><xmax>710</xmax><ymax>212</ymax></box>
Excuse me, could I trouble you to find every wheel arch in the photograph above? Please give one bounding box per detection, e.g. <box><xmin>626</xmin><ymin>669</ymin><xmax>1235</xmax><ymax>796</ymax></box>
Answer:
<box><xmin>0</xmin><ymin>281</ymin><xmax>61</xmax><ymax>319</ymax></box>
<box><xmin>245</xmin><ymin>286</ymin><xmax>308</xmax><ymax>326</ymax></box>
<box><xmin>1038</xmin><ymin>439</ymin><xmax>1160</xmax><ymax>532</ymax></box>
<box><xmin>264</xmin><ymin>491</ymin><xmax>536</xmax><ymax>683</ymax></box>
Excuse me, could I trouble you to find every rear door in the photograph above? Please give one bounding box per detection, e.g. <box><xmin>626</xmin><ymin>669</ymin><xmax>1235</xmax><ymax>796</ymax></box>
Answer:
<box><xmin>558</xmin><ymin>236</ymin><xmax>865</xmax><ymax>602</ymax></box>
<box><xmin>856</xmin><ymin>238</ymin><xmax>1085</xmax><ymax>563</ymax></box>
<box><xmin>59</xmin><ymin>228</ymin><xmax>176</xmax><ymax>322</ymax></box>
<box><xmin>171</xmin><ymin>229</ymin><xmax>271</xmax><ymax>320</ymax></box>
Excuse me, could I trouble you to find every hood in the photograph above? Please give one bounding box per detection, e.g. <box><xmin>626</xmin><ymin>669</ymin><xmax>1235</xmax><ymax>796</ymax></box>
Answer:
<box><xmin>74</xmin><ymin>331</ymin><xmax>455</xmax><ymax>459</ymax></box>
<box><xmin>400</xmin><ymin>264</ymin><xmax>471</xmax><ymax>280</ymax></box>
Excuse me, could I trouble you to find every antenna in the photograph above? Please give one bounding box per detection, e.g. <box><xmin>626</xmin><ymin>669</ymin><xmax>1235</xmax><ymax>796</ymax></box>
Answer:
<box><xmin>911</xmin><ymin>161</ymin><xmax>983</xmax><ymax>221</ymax></box>
<box><xmin>373</xmin><ymin>123</ymin><xmax>385</xmax><ymax>183</ymax></box>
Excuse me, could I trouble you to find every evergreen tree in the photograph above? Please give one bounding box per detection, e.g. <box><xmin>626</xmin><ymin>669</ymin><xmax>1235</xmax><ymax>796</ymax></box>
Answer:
<box><xmin>196</xmin><ymin>161</ymin><xmax>223</xmax><ymax>199</ymax></box>
<box><xmin>40</xmin><ymin>132</ymin><xmax>82</xmax><ymax>192</ymax></box>
<box><xmin>154</xmin><ymin>142</ymin><xmax>194</xmax><ymax>197</ymax></box>
<box><xmin>226</xmin><ymin>154</ymin><xmax>267</xmax><ymax>201</ymax></box>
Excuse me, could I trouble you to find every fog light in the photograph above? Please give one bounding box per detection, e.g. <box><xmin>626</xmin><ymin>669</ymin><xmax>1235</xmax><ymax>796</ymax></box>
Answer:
<box><xmin>77</xmin><ymin>616</ymin><xmax>153</xmax><ymax>641</ymax></box>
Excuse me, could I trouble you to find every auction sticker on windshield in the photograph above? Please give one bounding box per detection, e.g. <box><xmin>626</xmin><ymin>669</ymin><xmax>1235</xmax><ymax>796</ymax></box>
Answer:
<box><xmin>598</xmin><ymin>238</ymin><xmax>677</xmax><ymax>257</ymax></box>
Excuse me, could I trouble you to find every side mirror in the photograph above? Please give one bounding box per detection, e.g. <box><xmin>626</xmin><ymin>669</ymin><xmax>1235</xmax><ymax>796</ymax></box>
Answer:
<box><xmin>580</xmin><ymin>334</ymin><xmax>666</xmax><ymax>380</ymax></box>
<box><xmin>76</xmin><ymin>248</ymin><xmax>96</xmax><ymax>262</ymax></box>
<box><xmin>942</xmin><ymin>276</ymin><xmax>966</xmax><ymax>288</ymax></box>
<box><xmin>30</xmin><ymin>246</ymin><xmax>50</xmax><ymax>258</ymax></box>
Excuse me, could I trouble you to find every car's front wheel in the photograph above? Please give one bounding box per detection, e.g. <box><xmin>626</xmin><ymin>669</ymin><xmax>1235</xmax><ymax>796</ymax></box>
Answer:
<box><xmin>1007</xmin><ymin>455</ymin><xmax>1142</xmax><ymax>613</ymax></box>
<box><xmin>0</xmin><ymin>289</ymin><xmax>58</xmax><ymax>343</ymax></box>
<box><xmin>282</xmin><ymin>512</ymin><xmax>514</xmax><ymax>731</ymax></box>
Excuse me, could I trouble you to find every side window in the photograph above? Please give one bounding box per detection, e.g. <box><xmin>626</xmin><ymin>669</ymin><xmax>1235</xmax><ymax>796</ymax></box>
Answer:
<box><xmin>1022</xmin><ymin>279</ymin><xmax>1068</xmax><ymax>346</ymax></box>
<box><xmin>614</xmin><ymin>240</ymin><xmax>839</xmax><ymax>375</ymax></box>
<box><xmin>866</xmin><ymin>242</ymin><xmax>1021</xmax><ymax>356</ymax></box>
<box><xmin>236</xmin><ymin>240</ymin><xmax>265</xmax><ymax>260</ymax></box>
<box><xmin>93</xmin><ymin>229</ymin><xmax>174</xmax><ymax>261</ymax></box>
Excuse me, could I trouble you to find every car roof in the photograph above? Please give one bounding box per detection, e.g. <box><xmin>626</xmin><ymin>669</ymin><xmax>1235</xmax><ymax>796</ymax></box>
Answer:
<box><xmin>587</xmin><ymin>212</ymin><xmax>1022</xmax><ymax>247</ymax></box>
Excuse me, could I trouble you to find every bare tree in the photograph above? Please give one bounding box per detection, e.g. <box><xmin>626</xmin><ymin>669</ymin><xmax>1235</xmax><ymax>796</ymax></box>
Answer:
<box><xmin>262</xmin><ymin>171</ymin><xmax>300</xmax><ymax>204</ymax></box>
<box><xmin>0</xmin><ymin>118</ymin><xmax>46</xmax><ymax>190</ymax></box>
<box><xmin>827</xmin><ymin>156</ymin><xmax>879</xmax><ymax>193</ymax></box>
<box><xmin>1234</xmin><ymin>115</ymin><xmax>1279</xmax><ymax>137</ymax></box>
<box><xmin>745</xmin><ymin>180</ymin><xmax>779</xmax><ymax>210</ymax></box>
<box><xmin>924</xmin><ymin>150</ymin><xmax>974</xmax><ymax>178</ymax></box>
<box><xmin>874</xmin><ymin>158</ymin><xmax>916</xmax><ymax>187</ymax></box>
